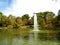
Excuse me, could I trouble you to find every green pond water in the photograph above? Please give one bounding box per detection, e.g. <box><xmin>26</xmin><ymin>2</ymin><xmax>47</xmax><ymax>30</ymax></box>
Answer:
<box><xmin>0</xmin><ymin>30</ymin><xmax>60</xmax><ymax>45</ymax></box>
<box><xmin>0</xmin><ymin>38</ymin><xmax>59</xmax><ymax>45</ymax></box>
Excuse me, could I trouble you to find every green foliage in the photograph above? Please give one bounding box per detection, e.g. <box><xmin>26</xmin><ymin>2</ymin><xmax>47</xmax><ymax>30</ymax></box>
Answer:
<box><xmin>36</xmin><ymin>11</ymin><xmax>55</xmax><ymax>29</ymax></box>
<box><xmin>0</xmin><ymin>12</ymin><xmax>3</xmax><ymax>26</ymax></box>
<box><xmin>57</xmin><ymin>14</ymin><xmax>60</xmax><ymax>21</ymax></box>
<box><xmin>22</xmin><ymin>14</ymin><xmax>29</xmax><ymax>20</ymax></box>
<box><xmin>0</xmin><ymin>10</ymin><xmax>60</xmax><ymax>30</ymax></box>
<box><xmin>15</xmin><ymin>17</ymin><xmax>23</xmax><ymax>28</ymax></box>
<box><xmin>22</xmin><ymin>14</ymin><xmax>31</xmax><ymax>25</ymax></box>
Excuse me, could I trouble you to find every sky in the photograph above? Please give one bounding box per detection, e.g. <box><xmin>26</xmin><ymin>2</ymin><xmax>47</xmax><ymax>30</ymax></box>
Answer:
<box><xmin>0</xmin><ymin>0</ymin><xmax>60</xmax><ymax>17</ymax></box>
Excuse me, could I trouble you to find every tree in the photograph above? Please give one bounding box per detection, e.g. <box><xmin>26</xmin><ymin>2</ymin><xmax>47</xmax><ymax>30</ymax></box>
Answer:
<box><xmin>7</xmin><ymin>14</ymin><xmax>16</xmax><ymax>28</ymax></box>
<box><xmin>36</xmin><ymin>11</ymin><xmax>55</xmax><ymax>29</ymax></box>
<box><xmin>22</xmin><ymin>14</ymin><xmax>29</xmax><ymax>20</ymax></box>
<box><xmin>22</xmin><ymin>14</ymin><xmax>30</xmax><ymax>25</ymax></box>
<box><xmin>44</xmin><ymin>12</ymin><xmax>55</xmax><ymax>29</ymax></box>
<box><xmin>27</xmin><ymin>19</ymin><xmax>33</xmax><ymax>25</ymax></box>
<box><xmin>45</xmin><ymin>12</ymin><xmax>54</xmax><ymax>23</ymax></box>
<box><xmin>30</xmin><ymin>16</ymin><xmax>34</xmax><ymax>25</ymax></box>
<box><xmin>36</xmin><ymin>12</ymin><xmax>46</xmax><ymax>28</ymax></box>
<box><xmin>15</xmin><ymin>17</ymin><xmax>23</xmax><ymax>28</ymax></box>
<box><xmin>57</xmin><ymin>10</ymin><xmax>60</xmax><ymax>21</ymax></box>
<box><xmin>0</xmin><ymin>12</ymin><xmax>3</xmax><ymax>26</ymax></box>
<box><xmin>55</xmin><ymin>10</ymin><xmax>60</xmax><ymax>29</ymax></box>
<box><xmin>2</xmin><ymin>15</ymin><xmax>8</xmax><ymax>27</ymax></box>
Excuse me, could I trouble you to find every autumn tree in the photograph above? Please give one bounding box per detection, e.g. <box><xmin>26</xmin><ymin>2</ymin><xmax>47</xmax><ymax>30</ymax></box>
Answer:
<box><xmin>46</xmin><ymin>13</ymin><xmax>55</xmax><ymax>29</ymax></box>
<box><xmin>7</xmin><ymin>14</ymin><xmax>16</xmax><ymax>28</ymax></box>
<box><xmin>15</xmin><ymin>17</ymin><xmax>23</xmax><ymax>28</ymax></box>
<box><xmin>2</xmin><ymin>15</ymin><xmax>8</xmax><ymax>27</ymax></box>
<box><xmin>36</xmin><ymin>11</ymin><xmax>55</xmax><ymax>29</ymax></box>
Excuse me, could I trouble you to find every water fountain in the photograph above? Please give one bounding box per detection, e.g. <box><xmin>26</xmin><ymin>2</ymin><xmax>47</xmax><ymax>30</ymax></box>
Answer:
<box><xmin>28</xmin><ymin>13</ymin><xmax>58</xmax><ymax>45</ymax></box>
<box><xmin>28</xmin><ymin>13</ymin><xmax>39</xmax><ymax>45</ymax></box>
<box><xmin>33</xmin><ymin>13</ymin><xmax>39</xmax><ymax>31</ymax></box>
<box><xmin>33</xmin><ymin>13</ymin><xmax>39</xmax><ymax>45</ymax></box>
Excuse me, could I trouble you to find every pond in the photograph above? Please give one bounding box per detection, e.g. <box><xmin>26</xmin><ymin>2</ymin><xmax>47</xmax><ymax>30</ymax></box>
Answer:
<box><xmin>0</xmin><ymin>30</ymin><xmax>60</xmax><ymax>45</ymax></box>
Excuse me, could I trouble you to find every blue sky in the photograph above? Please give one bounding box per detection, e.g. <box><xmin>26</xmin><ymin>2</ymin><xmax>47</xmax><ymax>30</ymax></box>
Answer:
<box><xmin>0</xmin><ymin>0</ymin><xmax>60</xmax><ymax>17</ymax></box>
<box><xmin>0</xmin><ymin>0</ymin><xmax>12</xmax><ymax>11</ymax></box>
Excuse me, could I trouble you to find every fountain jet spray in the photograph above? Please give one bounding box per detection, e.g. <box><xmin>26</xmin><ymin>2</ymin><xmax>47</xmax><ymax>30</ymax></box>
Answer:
<box><xmin>33</xmin><ymin>13</ymin><xmax>39</xmax><ymax>32</ymax></box>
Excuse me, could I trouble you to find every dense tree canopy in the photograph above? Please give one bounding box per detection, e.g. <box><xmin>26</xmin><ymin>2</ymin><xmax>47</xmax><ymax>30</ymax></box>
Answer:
<box><xmin>22</xmin><ymin>14</ymin><xmax>30</xmax><ymax>20</ymax></box>
<box><xmin>0</xmin><ymin>10</ymin><xmax>60</xmax><ymax>29</ymax></box>
<box><xmin>57</xmin><ymin>10</ymin><xmax>60</xmax><ymax>21</ymax></box>
<box><xmin>0</xmin><ymin>12</ymin><xmax>3</xmax><ymax>26</ymax></box>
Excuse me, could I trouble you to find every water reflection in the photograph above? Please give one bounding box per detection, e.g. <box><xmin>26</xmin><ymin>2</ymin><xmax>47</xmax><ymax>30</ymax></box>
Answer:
<box><xmin>0</xmin><ymin>39</ymin><xmax>7</xmax><ymax>45</ymax></box>
<box><xmin>0</xmin><ymin>32</ymin><xmax>60</xmax><ymax>45</ymax></box>
<box><xmin>12</xmin><ymin>37</ymin><xmax>24</xmax><ymax>45</ymax></box>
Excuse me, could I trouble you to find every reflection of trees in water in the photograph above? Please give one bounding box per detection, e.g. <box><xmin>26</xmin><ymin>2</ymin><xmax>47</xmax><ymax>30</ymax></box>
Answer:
<box><xmin>0</xmin><ymin>33</ymin><xmax>13</xmax><ymax>45</ymax></box>
<box><xmin>0</xmin><ymin>32</ymin><xmax>60</xmax><ymax>45</ymax></box>
<box><xmin>7</xmin><ymin>36</ymin><xmax>13</xmax><ymax>45</ymax></box>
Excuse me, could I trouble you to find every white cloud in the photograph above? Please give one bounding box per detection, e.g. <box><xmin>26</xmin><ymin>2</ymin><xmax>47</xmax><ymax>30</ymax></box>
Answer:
<box><xmin>3</xmin><ymin>0</ymin><xmax>60</xmax><ymax>17</ymax></box>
